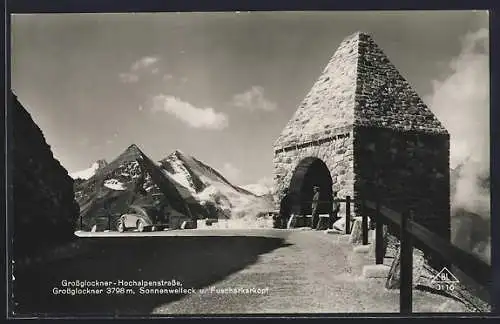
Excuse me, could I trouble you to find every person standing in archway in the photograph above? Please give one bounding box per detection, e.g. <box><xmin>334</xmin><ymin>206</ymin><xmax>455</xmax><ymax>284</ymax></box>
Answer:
<box><xmin>311</xmin><ymin>186</ymin><xmax>320</xmax><ymax>229</ymax></box>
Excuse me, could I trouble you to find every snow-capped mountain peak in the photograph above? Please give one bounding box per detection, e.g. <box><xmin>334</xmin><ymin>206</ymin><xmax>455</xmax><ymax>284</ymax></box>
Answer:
<box><xmin>74</xmin><ymin>145</ymin><xmax>274</xmax><ymax>231</ymax></box>
<box><xmin>158</xmin><ymin>149</ymin><xmax>273</xmax><ymax>219</ymax></box>
<box><xmin>70</xmin><ymin>159</ymin><xmax>107</xmax><ymax>180</ymax></box>
<box><xmin>160</xmin><ymin>150</ymin><xmax>257</xmax><ymax>196</ymax></box>
<box><xmin>173</xmin><ymin>149</ymin><xmax>186</xmax><ymax>156</ymax></box>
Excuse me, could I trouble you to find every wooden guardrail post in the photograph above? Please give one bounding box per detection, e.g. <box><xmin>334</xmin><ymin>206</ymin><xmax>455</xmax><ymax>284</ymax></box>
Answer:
<box><xmin>345</xmin><ymin>196</ymin><xmax>351</xmax><ymax>235</ymax></box>
<box><xmin>362</xmin><ymin>200</ymin><xmax>369</xmax><ymax>245</ymax></box>
<box><xmin>400</xmin><ymin>209</ymin><xmax>413</xmax><ymax>314</ymax></box>
<box><xmin>365</xmin><ymin>199</ymin><xmax>492</xmax><ymax>304</ymax></box>
<box><xmin>375</xmin><ymin>200</ymin><xmax>384</xmax><ymax>264</ymax></box>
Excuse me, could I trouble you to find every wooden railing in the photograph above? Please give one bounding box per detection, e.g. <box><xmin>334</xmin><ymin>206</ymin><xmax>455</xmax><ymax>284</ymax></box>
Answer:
<box><xmin>276</xmin><ymin>195</ymin><xmax>492</xmax><ymax>312</ymax></box>
<box><xmin>361</xmin><ymin>199</ymin><xmax>492</xmax><ymax>314</ymax></box>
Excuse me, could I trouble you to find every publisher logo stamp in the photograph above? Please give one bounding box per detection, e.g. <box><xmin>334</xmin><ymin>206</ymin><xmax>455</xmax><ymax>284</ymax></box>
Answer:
<box><xmin>431</xmin><ymin>267</ymin><xmax>459</xmax><ymax>291</ymax></box>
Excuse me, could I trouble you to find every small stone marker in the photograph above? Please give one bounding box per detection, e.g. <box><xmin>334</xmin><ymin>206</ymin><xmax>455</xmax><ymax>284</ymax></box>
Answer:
<box><xmin>353</xmin><ymin>244</ymin><xmax>370</xmax><ymax>253</ymax></box>
<box><xmin>332</xmin><ymin>217</ymin><xmax>346</xmax><ymax>232</ymax></box>
<box><xmin>350</xmin><ymin>218</ymin><xmax>363</xmax><ymax>244</ymax></box>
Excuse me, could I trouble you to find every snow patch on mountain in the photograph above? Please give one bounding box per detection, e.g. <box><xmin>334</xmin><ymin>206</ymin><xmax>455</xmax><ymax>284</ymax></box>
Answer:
<box><xmin>103</xmin><ymin>179</ymin><xmax>126</xmax><ymax>191</ymax></box>
<box><xmin>161</xmin><ymin>154</ymin><xmax>198</xmax><ymax>194</ymax></box>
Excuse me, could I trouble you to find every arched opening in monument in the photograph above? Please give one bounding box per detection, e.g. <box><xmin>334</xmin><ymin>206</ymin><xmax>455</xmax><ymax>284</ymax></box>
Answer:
<box><xmin>288</xmin><ymin>157</ymin><xmax>333</xmax><ymax>216</ymax></box>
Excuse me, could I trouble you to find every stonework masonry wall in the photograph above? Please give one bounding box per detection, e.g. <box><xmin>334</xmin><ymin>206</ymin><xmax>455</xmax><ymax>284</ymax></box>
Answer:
<box><xmin>273</xmin><ymin>127</ymin><xmax>354</xmax><ymax>209</ymax></box>
<box><xmin>354</xmin><ymin>33</ymin><xmax>447</xmax><ymax>133</ymax></box>
<box><xmin>274</xmin><ymin>35</ymin><xmax>359</xmax><ymax>149</ymax></box>
<box><xmin>353</xmin><ymin>126</ymin><xmax>451</xmax><ymax>242</ymax></box>
<box><xmin>273</xmin><ymin>32</ymin><xmax>451</xmax><ymax>245</ymax></box>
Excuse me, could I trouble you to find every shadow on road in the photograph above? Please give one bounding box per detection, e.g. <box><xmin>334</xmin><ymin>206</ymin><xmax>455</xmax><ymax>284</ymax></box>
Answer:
<box><xmin>12</xmin><ymin>235</ymin><xmax>290</xmax><ymax>317</ymax></box>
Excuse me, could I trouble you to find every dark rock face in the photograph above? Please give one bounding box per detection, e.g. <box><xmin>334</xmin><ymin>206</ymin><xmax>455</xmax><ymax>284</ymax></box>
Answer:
<box><xmin>12</xmin><ymin>93</ymin><xmax>80</xmax><ymax>258</ymax></box>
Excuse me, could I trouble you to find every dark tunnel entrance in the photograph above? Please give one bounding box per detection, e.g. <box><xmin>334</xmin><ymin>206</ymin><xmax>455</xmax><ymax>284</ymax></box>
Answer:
<box><xmin>288</xmin><ymin>157</ymin><xmax>333</xmax><ymax>216</ymax></box>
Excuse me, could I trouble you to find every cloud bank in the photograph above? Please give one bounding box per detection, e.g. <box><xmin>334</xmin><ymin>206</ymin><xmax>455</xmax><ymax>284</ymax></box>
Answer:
<box><xmin>131</xmin><ymin>56</ymin><xmax>159</xmax><ymax>71</ymax></box>
<box><xmin>424</xmin><ymin>28</ymin><xmax>490</xmax><ymax>261</ymax></box>
<box><xmin>425</xmin><ymin>28</ymin><xmax>489</xmax><ymax>213</ymax></box>
<box><xmin>151</xmin><ymin>95</ymin><xmax>228</xmax><ymax>130</ymax></box>
<box><xmin>231</xmin><ymin>86</ymin><xmax>277</xmax><ymax>112</ymax></box>
<box><xmin>119</xmin><ymin>73</ymin><xmax>139</xmax><ymax>83</ymax></box>
<box><xmin>119</xmin><ymin>56</ymin><xmax>160</xmax><ymax>83</ymax></box>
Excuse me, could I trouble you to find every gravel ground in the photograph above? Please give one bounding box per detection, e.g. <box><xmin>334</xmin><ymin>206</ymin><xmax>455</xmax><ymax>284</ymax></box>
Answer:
<box><xmin>153</xmin><ymin>229</ymin><xmax>470</xmax><ymax>314</ymax></box>
<box><xmin>12</xmin><ymin>229</ymin><xmax>471</xmax><ymax>317</ymax></box>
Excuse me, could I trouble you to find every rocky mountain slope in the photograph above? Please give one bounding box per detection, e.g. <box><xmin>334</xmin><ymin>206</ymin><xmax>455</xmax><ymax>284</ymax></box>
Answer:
<box><xmin>12</xmin><ymin>92</ymin><xmax>80</xmax><ymax>258</ymax></box>
<box><xmin>74</xmin><ymin>145</ymin><xmax>197</xmax><ymax>230</ymax></box>
<box><xmin>74</xmin><ymin>147</ymin><xmax>273</xmax><ymax>230</ymax></box>
<box><xmin>158</xmin><ymin>150</ymin><xmax>273</xmax><ymax>220</ymax></box>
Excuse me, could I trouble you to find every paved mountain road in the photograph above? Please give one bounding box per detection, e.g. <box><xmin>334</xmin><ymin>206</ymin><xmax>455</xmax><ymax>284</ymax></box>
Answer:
<box><xmin>13</xmin><ymin>229</ymin><xmax>467</xmax><ymax>316</ymax></box>
<box><xmin>152</xmin><ymin>229</ymin><xmax>466</xmax><ymax>314</ymax></box>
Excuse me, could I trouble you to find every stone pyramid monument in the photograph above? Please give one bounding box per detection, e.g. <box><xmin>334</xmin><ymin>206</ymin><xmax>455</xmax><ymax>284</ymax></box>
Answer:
<box><xmin>274</xmin><ymin>31</ymin><xmax>450</xmax><ymax>241</ymax></box>
<box><xmin>275</xmin><ymin>31</ymin><xmax>447</xmax><ymax>149</ymax></box>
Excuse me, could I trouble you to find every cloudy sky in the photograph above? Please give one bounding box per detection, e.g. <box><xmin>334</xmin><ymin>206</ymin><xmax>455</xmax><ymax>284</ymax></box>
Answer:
<box><xmin>11</xmin><ymin>11</ymin><xmax>489</xmax><ymax>186</ymax></box>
